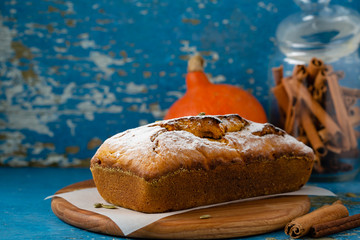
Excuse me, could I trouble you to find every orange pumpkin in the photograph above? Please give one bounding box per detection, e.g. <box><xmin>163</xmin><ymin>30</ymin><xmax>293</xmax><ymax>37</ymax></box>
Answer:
<box><xmin>164</xmin><ymin>55</ymin><xmax>268</xmax><ymax>123</ymax></box>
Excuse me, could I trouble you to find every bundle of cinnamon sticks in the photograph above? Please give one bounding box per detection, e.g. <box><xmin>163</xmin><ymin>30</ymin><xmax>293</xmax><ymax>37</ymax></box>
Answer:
<box><xmin>285</xmin><ymin>200</ymin><xmax>360</xmax><ymax>238</ymax></box>
<box><xmin>272</xmin><ymin>57</ymin><xmax>360</xmax><ymax>173</ymax></box>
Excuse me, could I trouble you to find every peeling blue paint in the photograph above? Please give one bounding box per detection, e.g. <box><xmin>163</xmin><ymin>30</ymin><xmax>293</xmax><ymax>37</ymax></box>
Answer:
<box><xmin>0</xmin><ymin>0</ymin><xmax>359</xmax><ymax>166</ymax></box>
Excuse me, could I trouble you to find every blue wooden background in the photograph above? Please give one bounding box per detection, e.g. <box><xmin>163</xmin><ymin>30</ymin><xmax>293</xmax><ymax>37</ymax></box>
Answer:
<box><xmin>1</xmin><ymin>0</ymin><xmax>359</xmax><ymax>167</ymax></box>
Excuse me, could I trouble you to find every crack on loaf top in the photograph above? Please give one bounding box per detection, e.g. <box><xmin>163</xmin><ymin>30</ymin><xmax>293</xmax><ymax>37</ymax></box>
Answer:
<box><xmin>150</xmin><ymin>114</ymin><xmax>250</xmax><ymax>141</ymax></box>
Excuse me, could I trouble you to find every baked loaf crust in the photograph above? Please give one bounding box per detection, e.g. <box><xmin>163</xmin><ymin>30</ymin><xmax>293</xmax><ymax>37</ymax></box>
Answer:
<box><xmin>90</xmin><ymin>114</ymin><xmax>314</xmax><ymax>213</ymax></box>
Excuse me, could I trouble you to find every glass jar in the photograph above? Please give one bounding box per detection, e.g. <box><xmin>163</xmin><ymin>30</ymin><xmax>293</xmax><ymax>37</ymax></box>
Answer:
<box><xmin>269</xmin><ymin>0</ymin><xmax>360</xmax><ymax>181</ymax></box>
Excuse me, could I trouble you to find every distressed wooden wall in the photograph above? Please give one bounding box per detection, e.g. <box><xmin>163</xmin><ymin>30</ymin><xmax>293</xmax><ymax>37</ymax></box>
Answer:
<box><xmin>0</xmin><ymin>0</ymin><xmax>359</xmax><ymax>167</ymax></box>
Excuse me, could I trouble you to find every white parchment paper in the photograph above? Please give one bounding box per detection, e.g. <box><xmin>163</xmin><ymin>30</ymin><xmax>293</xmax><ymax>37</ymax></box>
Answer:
<box><xmin>46</xmin><ymin>185</ymin><xmax>335</xmax><ymax>236</ymax></box>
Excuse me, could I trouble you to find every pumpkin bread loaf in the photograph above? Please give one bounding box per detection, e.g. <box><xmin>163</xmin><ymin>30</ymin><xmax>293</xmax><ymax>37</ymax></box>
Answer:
<box><xmin>90</xmin><ymin>114</ymin><xmax>314</xmax><ymax>213</ymax></box>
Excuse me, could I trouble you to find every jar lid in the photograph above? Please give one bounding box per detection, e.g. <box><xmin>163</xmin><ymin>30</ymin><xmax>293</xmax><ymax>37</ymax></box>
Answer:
<box><xmin>276</xmin><ymin>0</ymin><xmax>360</xmax><ymax>63</ymax></box>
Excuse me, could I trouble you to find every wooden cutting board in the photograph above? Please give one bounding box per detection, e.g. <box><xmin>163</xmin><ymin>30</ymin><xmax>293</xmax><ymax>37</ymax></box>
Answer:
<box><xmin>51</xmin><ymin>180</ymin><xmax>310</xmax><ymax>239</ymax></box>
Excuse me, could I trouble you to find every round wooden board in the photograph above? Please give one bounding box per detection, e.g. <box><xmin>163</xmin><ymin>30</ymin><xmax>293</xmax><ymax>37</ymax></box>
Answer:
<box><xmin>51</xmin><ymin>180</ymin><xmax>310</xmax><ymax>239</ymax></box>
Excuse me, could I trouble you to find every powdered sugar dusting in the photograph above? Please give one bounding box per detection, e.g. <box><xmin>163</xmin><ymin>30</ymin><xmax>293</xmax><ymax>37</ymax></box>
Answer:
<box><xmin>244</xmin><ymin>121</ymin><xmax>264</xmax><ymax>133</ymax></box>
<box><xmin>97</xmin><ymin>115</ymin><xmax>314</xmax><ymax>178</ymax></box>
<box><xmin>106</xmin><ymin>125</ymin><xmax>162</xmax><ymax>151</ymax></box>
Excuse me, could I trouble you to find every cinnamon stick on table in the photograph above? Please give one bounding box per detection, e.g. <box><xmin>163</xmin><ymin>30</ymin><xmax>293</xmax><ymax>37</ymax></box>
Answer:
<box><xmin>310</xmin><ymin>213</ymin><xmax>360</xmax><ymax>238</ymax></box>
<box><xmin>285</xmin><ymin>200</ymin><xmax>349</xmax><ymax>239</ymax></box>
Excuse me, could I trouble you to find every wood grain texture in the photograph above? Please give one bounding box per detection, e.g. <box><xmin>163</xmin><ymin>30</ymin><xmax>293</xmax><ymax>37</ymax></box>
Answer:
<box><xmin>51</xmin><ymin>180</ymin><xmax>311</xmax><ymax>239</ymax></box>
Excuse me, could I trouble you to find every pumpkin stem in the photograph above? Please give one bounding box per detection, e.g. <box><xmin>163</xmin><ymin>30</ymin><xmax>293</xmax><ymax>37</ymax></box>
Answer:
<box><xmin>186</xmin><ymin>55</ymin><xmax>211</xmax><ymax>90</ymax></box>
<box><xmin>188</xmin><ymin>55</ymin><xmax>204</xmax><ymax>72</ymax></box>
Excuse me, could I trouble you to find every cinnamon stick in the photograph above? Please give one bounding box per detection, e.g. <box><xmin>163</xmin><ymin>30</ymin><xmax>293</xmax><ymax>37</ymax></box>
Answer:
<box><xmin>344</xmin><ymin>96</ymin><xmax>357</xmax><ymax>108</ymax></box>
<box><xmin>313</xmin><ymin>86</ymin><xmax>327</xmax><ymax>103</ymax></box>
<box><xmin>326</xmin><ymin>144</ymin><xmax>343</xmax><ymax>154</ymax></box>
<box><xmin>307</xmin><ymin>57</ymin><xmax>324</xmax><ymax>84</ymax></box>
<box><xmin>272</xmin><ymin>65</ymin><xmax>284</xmax><ymax>86</ymax></box>
<box><xmin>284</xmin><ymin>97</ymin><xmax>299</xmax><ymax>135</ymax></box>
<box><xmin>356</xmin><ymin>130</ymin><xmax>360</xmax><ymax>138</ymax></box>
<box><xmin>314</xmin><ymin>69</ymin><xmax>326</xmax><ymax>91</ymax></box>
<box><xmin>313</xmin><ymin>70</ymin><xmax>327</xmax><ymax>102</ymax></box>
<box><xmin>285</xmin><ymin>200</ymin><xmax>349</xmax><ymax>239</ymax></box>
<box><xmin>295</xmin><ymin>82</ymin><xmax>343</xmax><ymax>145</ymax></box>
<box><xmin>297</xmin><ymin>135</ymin><xmax>309</xmax><ymax>145</ymax></box>
<box><xmin>335</xmin><ymin>70</ymin><xmax>345</xmax><ymax>80</ymax></box>
<box><xmin>342</xmin><ymin>87</ymin><xmax>360</xmax><ymax>98</ymax></box>
<box><xmin>283</xmin><ymin>78</ymin><xmax>302</xmax><ymax>135</ymax></box>
<box><xmin>271</xmin><ymin>84</ymin><xmax>288</xmax><ymax>113</ymax></box>
<box><xmin>283</xmin><ymin>78</ymin><xmax>302</xmax><ymax>134</ymax></box>
<box><xmin>349</xmin><ymin>106</ymin><xmax>360</xmax><ymax>126</ymax></box>
<box><xmin>292</xmin><ymin>64</ymin><xmax>308</xmax><ymax>82</ymax></box>
<box><xmin>312</xmin><ymin>155</ymin><xmax>323</xmax><ymax>172</ymax></box>
<box><xmin>324</xmin><ymin>64</ymin><xmax>333</xmax><ymax>74</ymax></box>
<box><xmin>327</xmin><ymin>73</ymin><xmax>357</xmax><ymax>150</ymax></box>
<box><xmin>317</xmin><ymin>128</ymin><xmax>328</xmax><ymax>143</ymax></box>
<box><xmin>300</xmin><ymin>107</ymin><xmax>327</xmax><ymax>157</ymax></box>
<box><xmin>310</xmin><ymin>213</ymin><xmax>360</xmax><ymax>238</ymax></box>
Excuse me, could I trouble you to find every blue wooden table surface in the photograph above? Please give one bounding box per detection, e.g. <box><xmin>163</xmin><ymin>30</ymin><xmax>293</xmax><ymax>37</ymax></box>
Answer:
<box><xmin>1</xmin><ymin>167</ymin><xmax>359</xmax><ymax>240</ymax></box>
